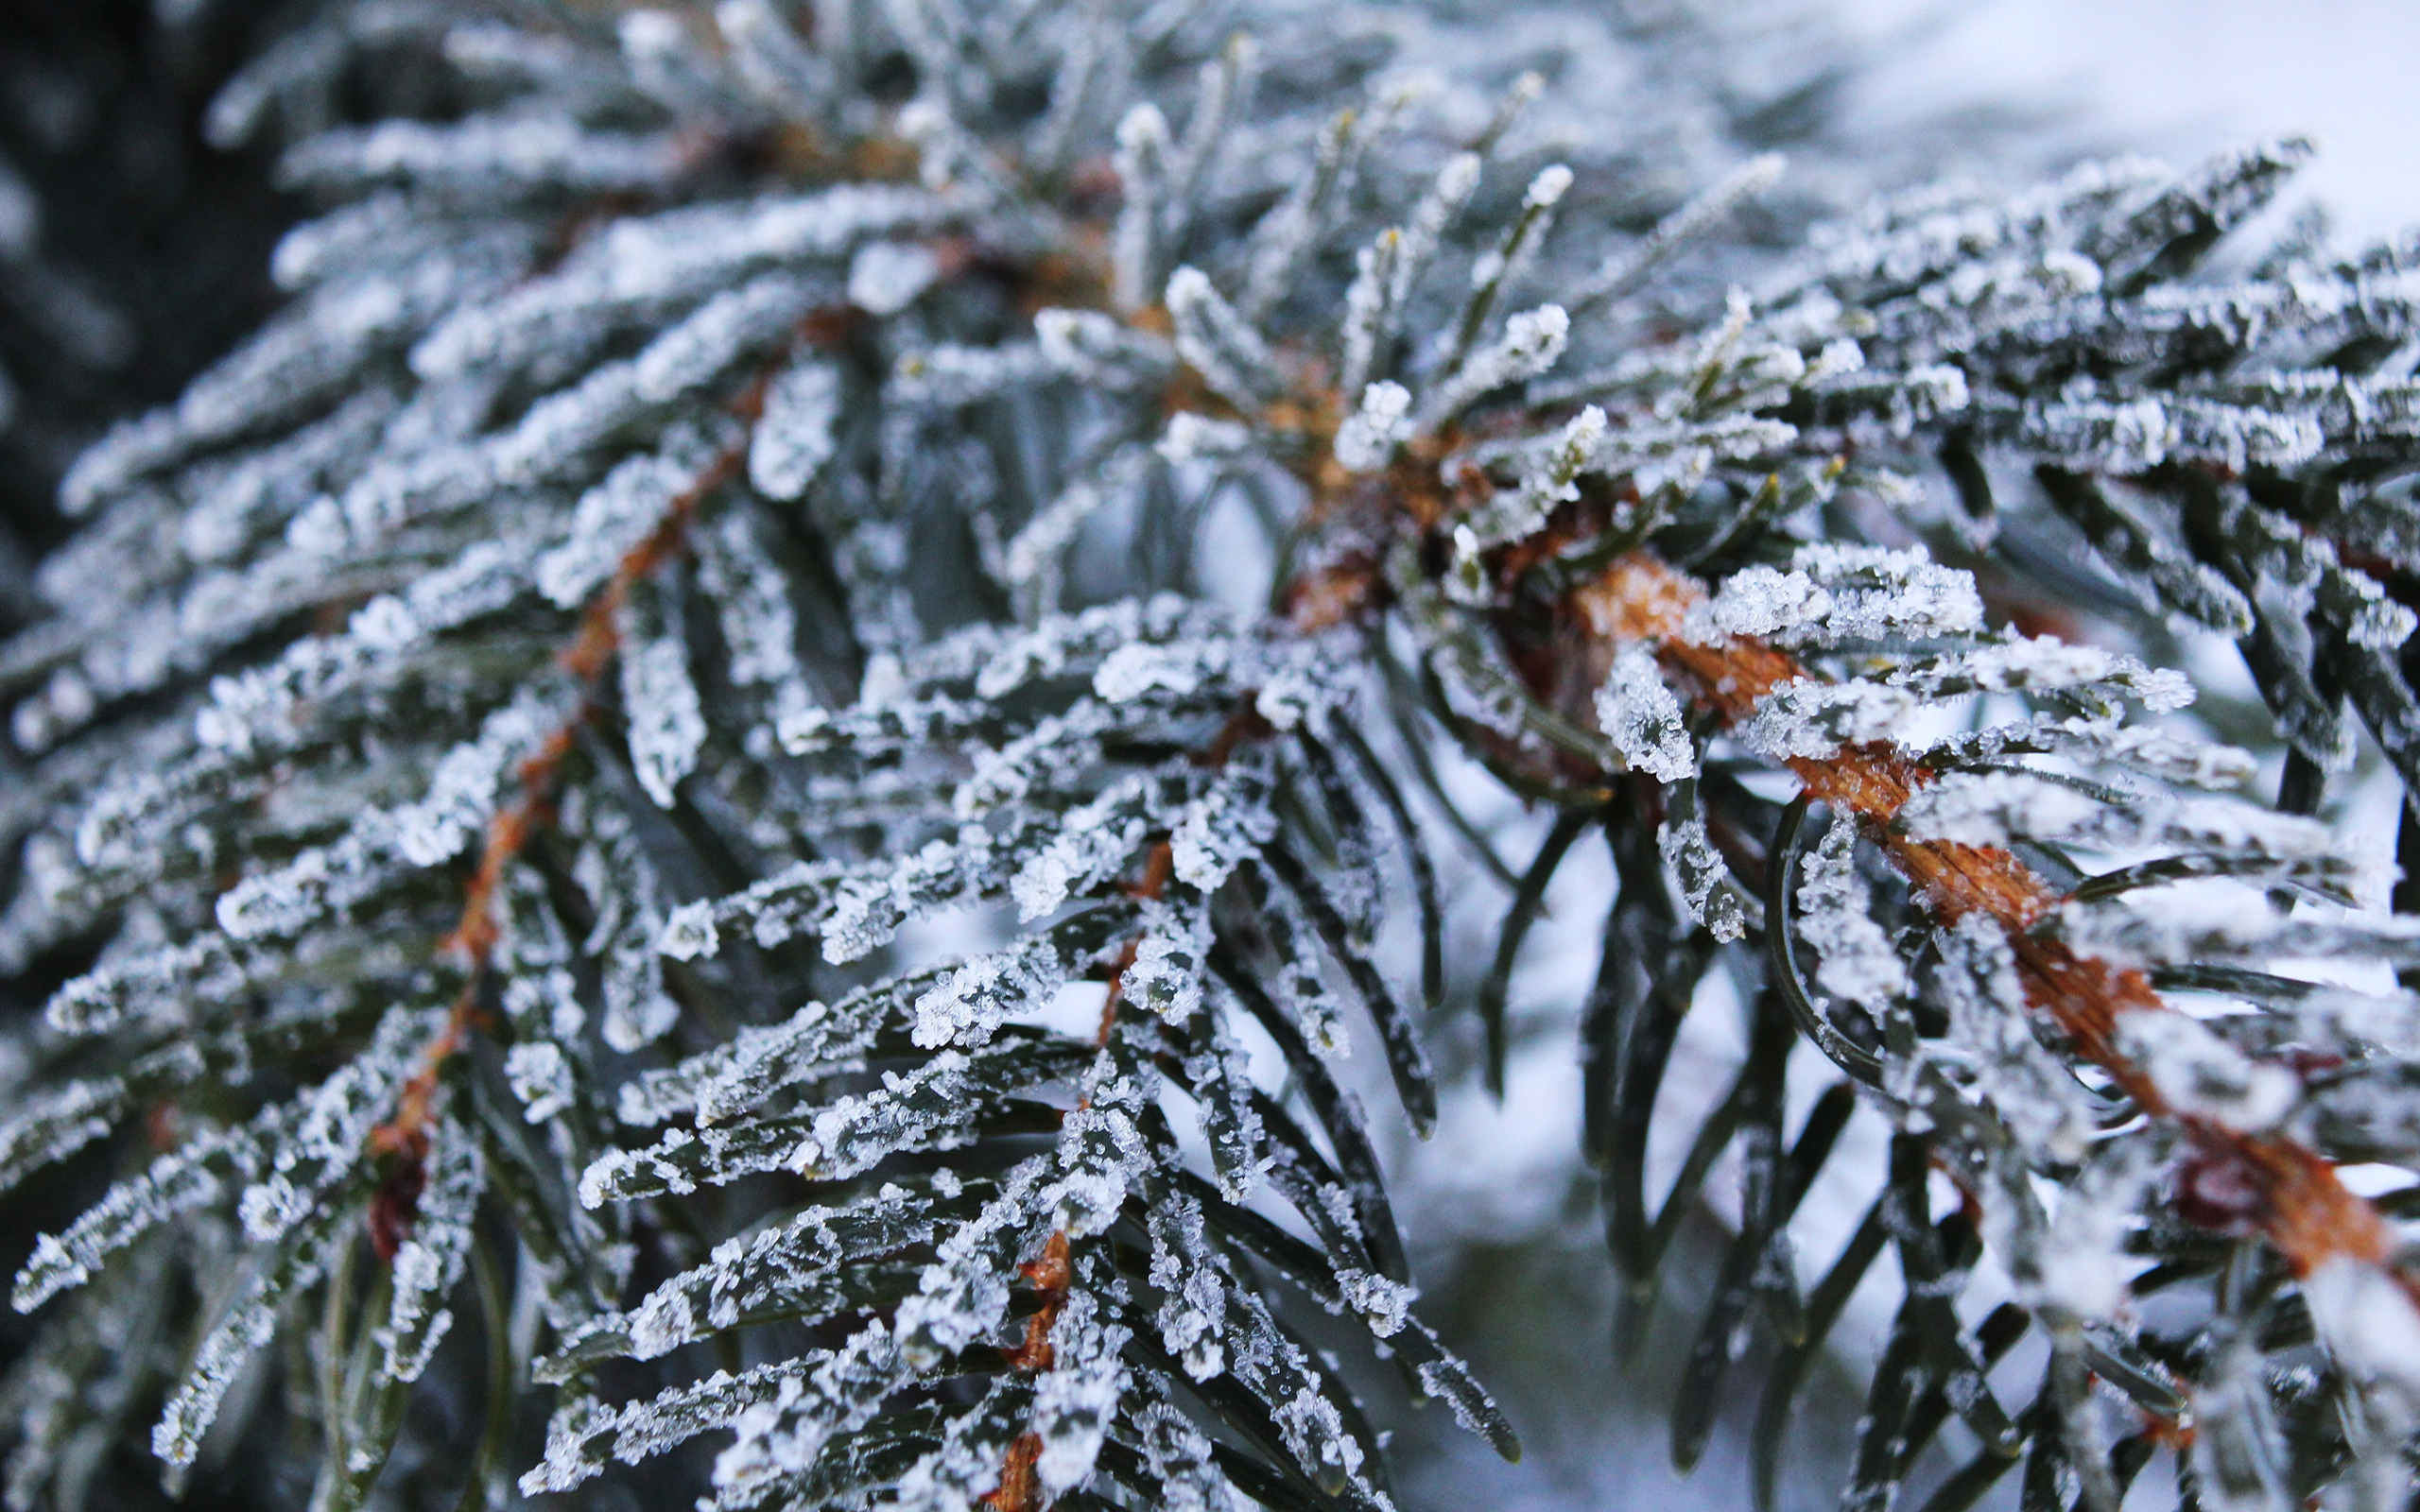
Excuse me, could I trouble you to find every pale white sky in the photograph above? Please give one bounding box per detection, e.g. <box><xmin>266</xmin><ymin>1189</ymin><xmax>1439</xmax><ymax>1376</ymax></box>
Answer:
<box><xmin>1844</xmin><ymin>0</ymin><xmax>2420</xmax><ymax>242</ymax></box>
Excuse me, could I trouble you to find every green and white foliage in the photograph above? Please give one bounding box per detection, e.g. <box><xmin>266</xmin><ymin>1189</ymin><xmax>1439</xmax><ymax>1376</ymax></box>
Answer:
<box><xmin>0</xmin><ymin>2</ymin><xmax>1557</xmax><ymax>1506</ymax></box>
<box><xmin>8</xmin><ymin>3</ymin><xmax>2420</xmax><ymax>1512</ymax></box>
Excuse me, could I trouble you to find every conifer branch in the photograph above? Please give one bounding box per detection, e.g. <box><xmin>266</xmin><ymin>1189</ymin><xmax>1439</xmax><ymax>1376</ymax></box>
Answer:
<box><xmin>9</xmin><ymin>6</ymin><xmax>2420</xmax><ymax>1510</ymax></box>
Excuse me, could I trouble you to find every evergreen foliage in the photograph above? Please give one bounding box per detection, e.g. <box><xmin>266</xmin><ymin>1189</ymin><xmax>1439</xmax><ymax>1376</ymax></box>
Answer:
<box><xmin>7</xmin><ymin>4</ymin><xmax>2420</xmax><ymax>1511</ymax></box>
<box><xmin>0</xmin><ymin>0</ymin><xmax>293</xmax><ymax>621</ymax></box>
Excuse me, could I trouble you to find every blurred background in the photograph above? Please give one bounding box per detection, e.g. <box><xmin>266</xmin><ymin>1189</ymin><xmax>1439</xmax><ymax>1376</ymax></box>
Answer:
<box><xmin>1845</xmin><ymin>0</ymin><xmax>2420</xmax><ymax>246</ymax></box>
<box><xmin>0</xmin><ymin>0</ymin><xmax>2414</xmax><ymax>1507</ymax></box>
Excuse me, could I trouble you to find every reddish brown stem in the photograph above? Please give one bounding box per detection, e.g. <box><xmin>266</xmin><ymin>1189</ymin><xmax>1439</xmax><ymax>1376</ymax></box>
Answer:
<box><xmin>1574</xmin><ymin>551</ymin><xmax>2407</xmax><ymax>1293</ymax></box>
<box><xmin>357</xmin><ymin>414</ymin><xmax>768</xmax><ymax>1248</ymax></box>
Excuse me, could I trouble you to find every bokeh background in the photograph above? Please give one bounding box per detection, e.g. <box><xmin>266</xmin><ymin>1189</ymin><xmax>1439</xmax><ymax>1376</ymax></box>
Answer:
<box><xmin>1846</xmin><ymin>0</ymin><xmax>2420</xmax><ymax>246</ymax></box>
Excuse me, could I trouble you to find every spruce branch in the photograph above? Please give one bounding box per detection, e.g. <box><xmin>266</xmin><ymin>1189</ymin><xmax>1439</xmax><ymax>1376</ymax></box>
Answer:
<box><xmin>9</xmin><ymin>5</ymin><xmax>2420</xmax><ymax>1511</ymax></box>
<box><xmin>1575</xmin><ymin>547</ymin><xmax>2411</xmax><ymax>1305</ymax></box>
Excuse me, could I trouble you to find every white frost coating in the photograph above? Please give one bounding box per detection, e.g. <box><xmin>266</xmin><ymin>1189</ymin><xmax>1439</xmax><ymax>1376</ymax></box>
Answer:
<box><xmin>1338</xmin><ymin>1267</ymin><xmax>1415</xmax><ymax>1337</ymax></box>
<box><xmin>507</xmin><ymin>1040</ymin><xmax>576</xmax><ymax>1124</ymax></box>
<box><xmin>1594</xmin><ymin>644</ymin><xmax>1694</xmax><ymax>782</ymax></box>
<box><xmin>1272</xmin><ymin>1387</ymin><xmax>1365</xmax><ymax>1486</ymax></box>
<box><xmin>417</xmin><ymin>182</ymin><xmax>941</xmax><ymax>379</ymax></box>
<box><xmin>890</xmin><ymin>341</ymin><xmax>1049</xmax><ymax>407</ymax></box>
<box><xmin>1687</xmin><ymin>561</ymin><xmax>1827</xmax><ymax>643</ymax></box>
<box><xmin>1149</xmin><ymin>1197</ymin><xmax>1228</xmax><ymax>1379</ymax></box>
<box><xmin>482</xmin><ymin>364</ymin><xmax>651</xmax><ymax>491</ymax></box>
<box><xmin>152</xmin><ymin>1177</ymin><xmax>359</xmax><ymax>1466</ymax></box>
<box><xmin>1331</xmin><ymin>381</ymin><xmax>1412</xmax><ymax>472</ymax></box>
<box><xmin>1887</xmin><ymin>634</ymin><xmax>2193</xmax><ymax>710</ymax></box>
<box><xmin>709</xmin><ymin>1324</ymin><xmax>905</xmax><ymax>1503</ymax></box>
<box><xmin>1185</xmin><ymin>1012</ymin><xmax>1271</xmax><ymax>1204</ymax></box>
<box><xmin>1009</xmin><ymin>778</ymin><xmax>1154</xmax><ymax>920</ymax></box>
<box><xmin>278</xmin><ymin>115</ymin><xmax>676</xmax><ymax>195</ymax></box>
<box><xmin>748</xmin><ymin>354</ymin><xmax>841</xmax><ymax>500</ymax></box>
<box><xmin>951</xmin><ymin>593</ymin><xmax>1209</xmax><ymax>701</ymax></box>
<box><xmin>587</xmin><ymin>1034</ymin><xmax>1009</xmax><ymax>1200</ymax></box>
<box><xmin>45</xmin><ymin>935</ymin><xmax>243</xmax><ymax>1037</ymax></box>
<box><xmin>1525</xmin><ymin>163</ymin><xmax>1574</xmax><ymax>210</ymax></box>
<box><xmin>2022</xmin><ymin>392</ymin><xmax>2321</xmax><ymax>473</ymax></box>
<box><xmin>1900</xmin><ymin>770</ymin><xmax>2347</xmax><ymax>878</ymax></box>
<box><xmin>657</xmin><ymin>894</ymin><xmax>726</xmax><ymax>960</ymax></box>
<box><xmin>1127</xmin><ymin>895</ymin><xmax>1210</xmax><ymax>1024</ymax></box>
<box><xmin>574</xmin><ymin>806</ymin><xmax>683</xmax><ymax>1054</ymax></box>
<box><xmin>1794</xmin><ymin>814</ymin><xmax>1907</xmax><ymax>1013</ymax></box>
<box><xmin>564</xmin><ymin>1187</ymin><xmax>939</xmax><ymax>1369</ymax></box>
<box><xmin>579</xmin><ymin>1126</ymin><xmax>699</xmax><ymax>1206</ymax></box>
<box><xmin>1109</xmin><ymin>100</ymin><xmax>1168</xmax><ymax>310</ymax></box>
<box><xmin>1419</xmin><ymin>1358</ymin><xmax>1504</xmax><ymax>1442</ymax></box>
<box><xmin>1258</xmin><ymin>883</ymin><xmax>1349</xmax><ymax>1055</ymax></box>
<box><xmin>633</xmin><ymin>273</ymin><xmax>816</xmax><ymax>402</ymax></box>
<box><xmin>15</xmin><ymin>1093</ymin><xmax>297</xmax><ymax>1312</ymax></box>
<box><xmin>520</xmin><ymin>1361</ymin><xmax>815</xmax><ymax>1494</ymax></box>
<box><xmin>153</xmin><ymin>1290</ymin><xmax>283</xmax><ymax>1467</ymax></box>
<box><xmin>1044</xmin><ymin>1049</ymin><xmax>1156</xmax><ymax>1237</ymax></box>
<box><xmin>1339</xmin><ymin>234</ymin><xmax>1401</xmax><ymax>401</ymax></box>
<box><xmin>952</xmin><ymin>703</ymin><xmax>1120</xmax><ymax>818</ymax></box>
<box><xmin>1165</xmin><ymin>266</ymin><xmax>1280</xmax><ymax>411</ymax></box>
<box><xmin>185</xmin><ymin>534</ymin><xmax>527</xmax><ymax>758</ymax></box>
<box><xmin>1414</xmin><ymin>303</ymin><xmax>1569</xmax><ymax>432</ymax></box>
<box><xmin>2029</xmin><ymin>1139</ymin><xmax>2160</xmax><ymax>1319</ymax></box>
<box><xmin>1896</xmin><ymin>770</ymin><xmax>2100</xmax><ymax>849</ymax></box>
<box><xmin>2293</xmin><ymin>986</ymin><xmax>2420</xmax><ymax>1058</ymax></box>
<box><xmin>894</xmin><ymin>1159</ymin><xmax>1049</xmax><ymax>1368</ymax></box>
<box><xmin>1241</xmin><ymin>671</ymin><xmax>1308</xmax><ymax>738</ymax></box>
<box><xmin>1036</xmin><ymin>307</ymin><xmax>1175</xmax><ymax>389</ymax></box>
<box><xmin>2062</xmin><ymin>888</ymin><xmax>2420</xmax><ymax>969</ymax></box>
<box><xmin>1032</xmin><ymin>1281</ymin><xmax>1132</xmax><ymax>1494</ymax></box>
<box><xmin>820</xmin><ymin>831</ymin><xmax>989</xmax><ymax>963</ymax></box>
<box><xmin>2112</xmin><ymin>1011</ymin><xmax>2297</xmax><ymax>1132</ymax></box>
<box><xmin>621</xmin><ymin>627</ymin><xmax>706</xmax><ymax>808</ymax></box>
<box><xmin>228</xmin><ymin>1006</ymin><xmax>439</xmax><ymax>1246</ymax></box>
<box><xmin>694</xmin><ymin>507</ymin><xmax>813</xmax><ymax>723</ymax></box>
<box><xmin>890</xmin><ymin>1379</ymin><xmax>1031</xmax><ymax>1511</ymax></box>
<box><xmin>1155</xmin><ymin>412</ymin><xmax>1253</xmax><ymax>465</ymax></box>
<box><xmin>1659</xmin><ymin>816</ymin><xmax>1745</xmax><ymax>942</ymax></box>
<box><xmin>717</xmin><ymin>0</ymin><xmax>828</xmax><ymax>109</ymax></box>
<box><xmin>616</xmin><ymin>993</ymin><xmax>880</xmax><ymax>1129</ymax></box>
<box><xmin>1396</xmin><ymin>151</ymin><xmax>1481</xmax><ymax>309</ymax></box>
<box><xmin>0</xmin><ymin>1074</ymin><xmax>122</xmax><ymax>1189</ymax></box>
<box><xmin>501</xmin><ymin>967</ymin><xmax>586</xmax><ymax>1043</ymax></box>
<box><xmin>214</xmin><ymin>693</ymin><xmax>562</xmax><ymax>941</ymax></box>
<box><xmin>1735</xmin><ymin>678</ymin><xmax>1918</xmax><ymax>761</ymax></box>
<box><xmin>1935</xmin><ymin>714</ymin><xmax>2257</xmax><ymax>789</ymax></box>
<box><xmin>1094</xmin><ymin>638</ymin><xmax>1224</xmax><ymax>703</ymax></box>
<box><xmin>911</xmin><ymin>936</ymin><xmax>1068</xmax><ymax>1048</ymax></box>
<box><xmin>1004</xmin><ymin>446</ymin><xmax>1150</xmax><ymax>599</ymax></box>
<box><xmin>1463</xmin><ymin>404</ymin><xmax>1607</xmax><ymax>559</ymax></box>
<box><xmin>1133</xmin><ymin>1400</ymin><xmax>1237</xmax><ymax>1512</ymax></box>
<box><xmin>21</xmin><ymin>78</ymin><xmax>2415</xmax><ymax>1512</ymax></box>
<box><xmin>1687</xmin><ymin>542</ymin><xmax>1983</xmax><ymax>647</ymax></box>
<box><xmin>846</xmin><ymin>240</ymin><xmax>940</xmax><ymax>315</ymax></box>
<box><xmin>1937</xmin><ymin>915</ymin><xmax>2094</xmax><ymax>1162</ymax></box>
<box><xmin>374</xmin><ymin>1121</ymin><xmax>484</xmax><ymax>1383</ymax></box>
<box><xmin>535</xmin><ymin>427</ymin><xmax>718</xmax><ymax>607</ymax></box>
<box><xmin>2303</xmin><ymin>1256</ymin><xmax>2420</xmax><ymax>1393</ymax></box>
<box><xmin>764</xmin><ymin>1041</ymin><xmax>1077</xmax><ymax>1188</ymax></box>
<box><xmin>2322</xmin><ymin>565</ymin><xmax>2417</xmax><ymax>651</ymax></box>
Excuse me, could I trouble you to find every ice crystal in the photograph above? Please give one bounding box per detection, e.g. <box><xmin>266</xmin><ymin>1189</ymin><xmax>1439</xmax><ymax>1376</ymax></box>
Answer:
<box><xmin>1659</xmin><ymin>812</ymin><xmax>1746</xmax><ymax>943</ymax></box>
<box><xmin>1595</xmin><ymin>644</ymin><xmax>1696</xmax><ymax>782</ymax></box>
<box><xmin>1794</xmin><ymin>812</ymin><xmax>1908</xmax><ymax>1013</ymax></box>
<box><xmin>12</xmin><ymin>4</ymin><xmax>2420</xmax><ymax>1509</ymax></box>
